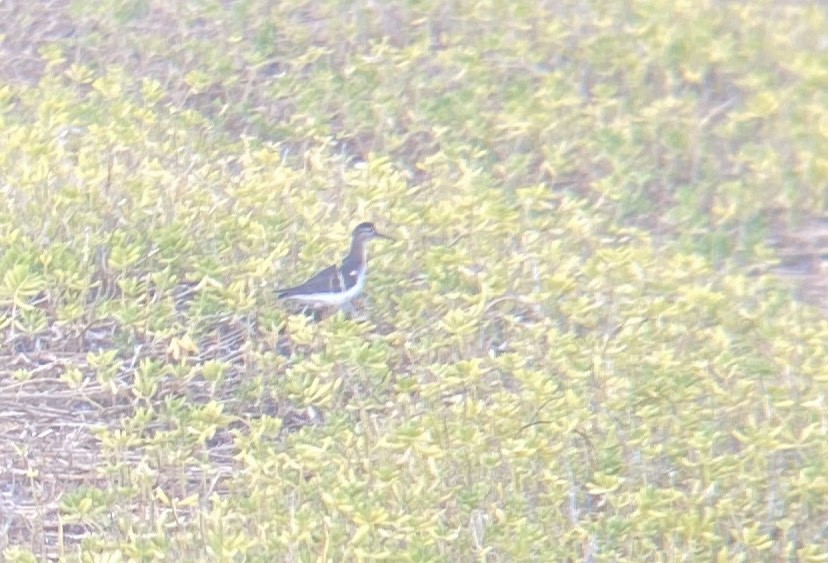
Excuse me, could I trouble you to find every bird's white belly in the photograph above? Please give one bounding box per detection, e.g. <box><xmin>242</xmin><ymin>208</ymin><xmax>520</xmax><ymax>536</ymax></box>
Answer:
<box><xmin>285</xmin><ymin>269</ymin><xmax>366</xmax><ymax>307</ymax></box>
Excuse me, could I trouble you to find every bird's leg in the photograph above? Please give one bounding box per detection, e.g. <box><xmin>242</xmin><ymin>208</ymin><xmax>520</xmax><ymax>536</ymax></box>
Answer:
<box><xmin>342</xmin><ymin>302</ymin><xmax>357</xmax><ymax>318</ymax></box>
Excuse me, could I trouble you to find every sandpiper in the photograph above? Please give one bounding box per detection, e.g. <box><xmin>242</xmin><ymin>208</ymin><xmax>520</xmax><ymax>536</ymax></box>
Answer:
<box><xmin>276</xmin><ymin>222</ymin><xmax>392</xmax><ymax>314</ymax></box>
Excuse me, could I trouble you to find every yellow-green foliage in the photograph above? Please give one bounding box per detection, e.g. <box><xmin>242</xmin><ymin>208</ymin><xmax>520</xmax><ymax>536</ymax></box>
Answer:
<box><xmin>0</xmin><ymin>0</ymin><xmax>826</xmax><ymax>560</ymax></box>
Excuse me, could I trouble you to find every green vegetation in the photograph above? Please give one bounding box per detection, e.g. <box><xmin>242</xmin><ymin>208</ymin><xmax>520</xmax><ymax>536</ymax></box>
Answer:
<box><xmin>0</xmin><ymin>0</ymin><xmax>826</xmax><ymax>560</ymax></box>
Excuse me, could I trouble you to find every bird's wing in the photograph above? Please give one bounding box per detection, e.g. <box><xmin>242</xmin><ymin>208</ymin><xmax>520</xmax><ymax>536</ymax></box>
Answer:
<box><xmin>277</xmin><ymin>265</ymin><xmax>342</xmax><ymax>298</ymax></box>
<box><xmin>339</xmin><ymin>255</ymin><xmax>361</xmax><ymax>290</ymax></box>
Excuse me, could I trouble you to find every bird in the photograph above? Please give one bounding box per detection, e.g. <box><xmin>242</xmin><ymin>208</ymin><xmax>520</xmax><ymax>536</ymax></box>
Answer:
<box><xmin>276</xmin><ymin>222</ymin><xmax>392</xmax><ymax>314</ymax></box>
